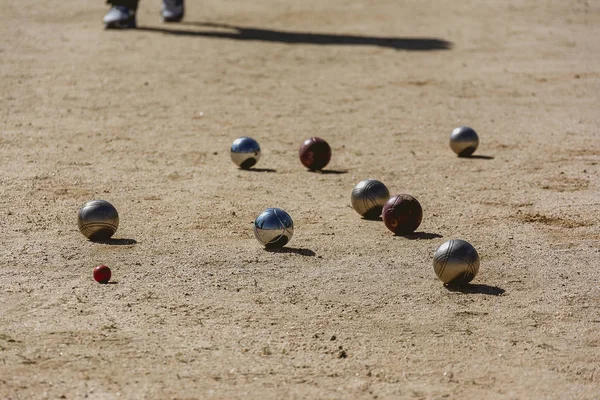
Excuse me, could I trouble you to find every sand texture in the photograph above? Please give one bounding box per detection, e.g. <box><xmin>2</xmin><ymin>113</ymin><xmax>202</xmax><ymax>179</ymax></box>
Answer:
<box><xmin>1</xmin><ymin>0</ymin><xmax>599</xmax><ymax>398</ymax></box>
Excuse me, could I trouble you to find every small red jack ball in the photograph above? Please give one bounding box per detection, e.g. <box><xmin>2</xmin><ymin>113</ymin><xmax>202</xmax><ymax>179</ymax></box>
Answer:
<box><xmin>93</xmin><ymin>265</ymin><xmax>111</xmax><ymax>284</ymax></box>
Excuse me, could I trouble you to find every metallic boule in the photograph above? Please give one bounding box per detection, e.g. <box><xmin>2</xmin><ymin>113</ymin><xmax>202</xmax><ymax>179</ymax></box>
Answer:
<box><xmin>253</xmin><ymin>208</ymin><xmax>294</xmax><ymax>248</ymax></box>
<box><xmin>230</xmin><ymin>137</ymin><xmax>261</xmax><ymax>169</ymax></box>
<box><xmin>433</xmin><ymin>239</ymin><xmax>480</xmax><ymax>286</ymax></box>
<box><xmin>351</xmin><ymin>179</ymin><xmax>390</xmax><ymax>219</ymax></box>
<box><xmin>450</xmin><ymin>126</ymin><xmax>479</xmax><ymax>157</ymax></box>
<box><xmin>78</xmin><ymin>200</ymin><xmax>119</xmax><ymax>241</ymax></box>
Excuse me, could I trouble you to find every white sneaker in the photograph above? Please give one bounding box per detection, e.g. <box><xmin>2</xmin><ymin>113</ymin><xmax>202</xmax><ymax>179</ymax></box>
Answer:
<box><xmin>103</xmin><ymin>5</ymin><xmax>136</xmax><ymax>29</ymax></box>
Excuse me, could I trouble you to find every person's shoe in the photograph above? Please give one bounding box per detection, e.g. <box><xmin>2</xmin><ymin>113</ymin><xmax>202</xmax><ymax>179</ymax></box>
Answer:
<box><xmin>161</xmin><ymin>0</ymin><xmax>184</xmax><ymax>23</ymax></box>
<box><xmin>103</xmin><ymin>5</ymin><xmax>136</xmax><ymax>29</ymax></box>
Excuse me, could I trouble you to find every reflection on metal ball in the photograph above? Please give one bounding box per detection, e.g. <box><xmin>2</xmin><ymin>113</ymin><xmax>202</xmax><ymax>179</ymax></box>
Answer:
<box><xmin>450</xmin><ymin>127</ymin><xmax>479</xmax><ymax>157</ymax></box>
<box><xmin>433</xmin><ymin>239</ymin><xmax>480</xmax><ymax>286</ymax></box>
<box><xmin>78</xmin><ymin>200</ymin><xmax>119</xmax><ymax>241</ymax></box>
<box><xmin>350</xmin><ymin>179</ymin><xmax>390</xmax><ymax>219</ymax></box>
<box><xmin>253</xmin><ymin>208</ymin><xmax>294</xmax><ymax>248</ymax></box>
<box><xmin>231</xmin><ymin>137</ymin><xmax>261</xmax><ymax>169</ymax></box>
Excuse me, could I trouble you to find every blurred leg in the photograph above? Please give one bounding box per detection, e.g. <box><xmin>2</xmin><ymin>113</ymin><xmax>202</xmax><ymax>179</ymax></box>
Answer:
<box><xmin>161</xmin><ymin>0</ymin><xmax>184</xmax><ymax>23</ymax></box>
<box><xmin>107</xmin><ymin>0</ymin><xmax>139</xmax><ymax>11</ymax></box>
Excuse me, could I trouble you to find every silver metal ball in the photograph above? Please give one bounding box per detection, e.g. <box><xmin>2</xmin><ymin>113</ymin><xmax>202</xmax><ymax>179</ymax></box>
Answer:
<box><xmin>253</xmin><ymin>208</ymin><xmax>294</xmax><ymax>248</ymax></box>
<box><xmin>230</xmin><ymin>137</ymin><xmax>261</xmax><ymax>169</ymax></box>
<box><xmin>433</xmin><ymin>239</ymin><xmax>480</xmax><ymax>286</ymax></box>
<box><xmin>450</xmin><ymin>127</ymin><xmax>479</xmax><ymax>157</ymax></box>
<box><xmin>78</xmin><ymin>200</ymin><xmax>119</xmax><ymax>241</ymax></box>
<box><xmin>351</xmin><ymin>179</ymin><xmax>390</xmax><ymax>219</ymax></box>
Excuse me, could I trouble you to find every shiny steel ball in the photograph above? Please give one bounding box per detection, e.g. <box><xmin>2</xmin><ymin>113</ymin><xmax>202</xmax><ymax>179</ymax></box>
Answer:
<box><xmin>351</xmin><ymin>179</ymin><xmax>390</xmax><ymax>219</ymax></box>
<box><xmin>382</xmin><ymin>194</ymin><xmax>423</xmax><ymax>235</ymax></box>
<box><xmin>450</xmin><ymin>126</ymin><xmax>479</xmax><ymax>157</ymax></box>
<box><xmin>433</xmin><ymin>239</ymin><xmax>480</xmax><ymax>286</ymax></box>
<box><xmin>230</xmin><ymin>137</ymin><xmax>261</xmax><ymax>169</ymax></box>
<box><xmin>77</xmin><ymin>200</ymin><xmax>119</xmax><ymax>241</ymax></box>
<box><xmin>253</xmin><ymin>208</ymin><xmax>294</xmax><ymax>248</ymax></box>
<box><xmin>299</xmin><ymin>137</ymin><xmax>331</xmax><ymax>171</ymax></box>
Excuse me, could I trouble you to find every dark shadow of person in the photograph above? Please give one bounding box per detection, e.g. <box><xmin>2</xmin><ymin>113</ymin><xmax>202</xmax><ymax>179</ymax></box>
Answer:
<box><xmin>136</xmin><ymin>22</ymin><xmax>453</xmax><ymax>51</ymax></box>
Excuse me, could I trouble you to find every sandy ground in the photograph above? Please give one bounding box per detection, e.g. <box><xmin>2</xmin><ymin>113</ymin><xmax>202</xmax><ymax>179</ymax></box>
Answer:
<box><xmin>1</xmin><ymin>0</ymin><xmax>599</xmax><ymax>398</ymax></box>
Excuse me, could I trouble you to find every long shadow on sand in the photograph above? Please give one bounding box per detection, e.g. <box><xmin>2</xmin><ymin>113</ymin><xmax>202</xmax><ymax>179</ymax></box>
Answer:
<box><xmin>136</xmin><ymin>22</ymin><xmax>453</xmax><ymax>51</ymax></box>
<box><xmin>265</xmin><ymin>247</ymin><xmax>316</xmax><ymax>257</ymax></box>
<box><xmin>444</xmin><ymin>284</ymin><xmax>505</xmax><ymax>296</ymax></box>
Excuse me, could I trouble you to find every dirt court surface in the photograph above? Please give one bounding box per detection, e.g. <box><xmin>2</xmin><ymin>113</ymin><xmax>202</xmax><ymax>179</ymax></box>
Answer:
<box><xmin>1</xmin><ymin>0</ymin><xmax>599</xmax><ymax>398</ymax></box>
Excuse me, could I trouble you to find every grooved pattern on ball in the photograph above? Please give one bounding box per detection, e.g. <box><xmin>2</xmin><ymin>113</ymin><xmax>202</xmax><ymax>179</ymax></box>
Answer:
<box><xmin>433</xmin><ymin>239</ymin><xmax>480</xmax><ymax>285</ymax></box>
<box><xmin>77</xmin><ymin>200</ymin><xmax>119</xmax><ymax>241</ymax></box>
<box><xmin>350</xmin><ymin>179</ymin><xmax>390</xmax><ymax>219</ymax></box>
<box><xmin>433</xmin><ymin>240</ymin><xmax>452</xmax><ymax>280</ymax></box>
<box><xmin>363</xmin><ymin>182</ymin><xmax>378</xmax><ymax>210</ymax></box>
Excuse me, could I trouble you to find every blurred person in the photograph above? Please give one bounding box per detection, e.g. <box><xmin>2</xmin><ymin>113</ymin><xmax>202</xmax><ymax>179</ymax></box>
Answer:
<box><xmin>104</xmin><ymin>0</ymin><xmax>184</xmax><ymax>29</ymax></box>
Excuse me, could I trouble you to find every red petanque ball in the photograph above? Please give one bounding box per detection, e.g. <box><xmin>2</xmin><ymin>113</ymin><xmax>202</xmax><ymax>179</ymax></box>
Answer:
<box><xmin>382</xmin><ymin>194</ymin><xmax>423</xmax><ymax>235</ymax></box>
<box><xmin>93</xmin><ymin>265</ymin><xmax>111</xmax><ymax>284</ymax></box>
<box><xmin>299</xmin><ymin>137</ymin><xmax>331</xmax><ymax>171</ymax></box>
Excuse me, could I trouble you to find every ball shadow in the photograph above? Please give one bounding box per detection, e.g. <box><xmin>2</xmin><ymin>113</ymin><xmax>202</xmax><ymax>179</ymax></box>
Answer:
<box><xmin>241</xmin><ymin>168</ymin><xmax>277</xmax><ymax>173</ymax></box>
<box><xmin>307</xmin><ymin>169</ymin><xmax>348</xmax><ymax>175</ymax></box>
<box><xmin>396</xmin><ymin>232</ymin><xmax>443</xmax><ymax>240</ymax></box>
<box><xmin>362</xmin><ymin>216</ymin><xmax>383</xmax><ymax>222</ymax></box>
<box><xmin>264</xmin><ymin>247</ymin><xmax>316</xmax><ymax>257</ymax></box>
<box><xmin>360</xmin><ymin>207</ymin><xmax>383</xmax><ymax>221</ymax></box>
<box><xmin>460</xmin><ymin>155</ymin><xmax>495</xmax><ymax>160</ymax></box>
<box><xmin>97</xmin><ymin>238</ymin><xmax>137</xmax><ymax>246</ymax></box>
<box><xmin>444</xmin><ymin>283</ymin><xmax>505</xmax><ymax>296</ymax></box>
